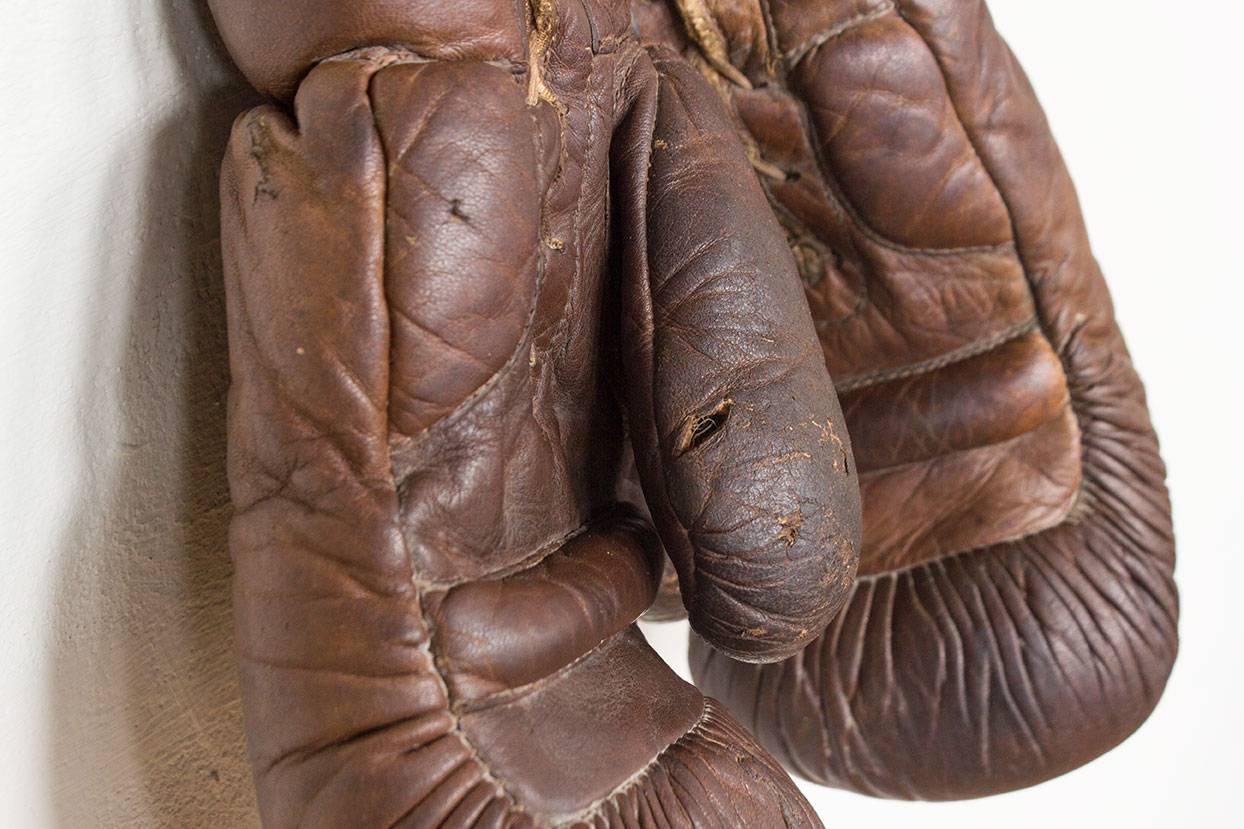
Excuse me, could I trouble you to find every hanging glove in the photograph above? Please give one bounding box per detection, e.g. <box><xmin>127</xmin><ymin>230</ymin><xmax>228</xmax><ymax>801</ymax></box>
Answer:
<box><xmin>209</xmin><ymin>0</ymin><xmax>860</xmax><ymax>823</ymax></box>
<box><xmin>635</xmin><ymin>0</ymin><xmax>1179</xmax><ymax>800</ymax></box>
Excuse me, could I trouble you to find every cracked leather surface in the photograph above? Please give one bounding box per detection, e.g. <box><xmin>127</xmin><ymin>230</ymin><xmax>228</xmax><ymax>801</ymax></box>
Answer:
<box><xmin>208</xmin><ymin>0</ymin><xmax>859</xmax><ymax>824</ymax></box>
<box><xmin>635</xmin><ymin>0</ymin><xmax>1180</xmax><ymax>801</ymax></box>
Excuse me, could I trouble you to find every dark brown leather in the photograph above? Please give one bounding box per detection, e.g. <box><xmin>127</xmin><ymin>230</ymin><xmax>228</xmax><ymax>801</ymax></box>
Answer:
<box><xmin>210</xmin><ymin>0</ymin><xmax>860</xmax><ymax>824</ymax></box>
<box><xmin>635</xmin><ymin>0</ymin><xmax>1180</xmax><ymax>801</ymax></box>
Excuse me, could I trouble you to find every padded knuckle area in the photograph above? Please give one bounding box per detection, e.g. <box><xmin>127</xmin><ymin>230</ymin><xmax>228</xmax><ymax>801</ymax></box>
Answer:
<box><xmin>858</xmin><ymin>405</ymin><xmax>1082</xmax><ymax>575</ymax></box>
<box><xmin>716</xmin><ymin>5</ymin><xmax>1080</xmax><ymax>563</ymax></box>
<box><xmin>844</xmin><ymin>330</ymin><xmax>1083</xmax><ymax>574</ymax></box>
<box><xmin>369</xmin><ymin>60</ymin><xmax>550</xmax><ymax>441</ymax></box>
<box><xmin>791</xmin><ymin>13</ymin><xmax>1012</xmax><ymax>250</ymax></box>
<box><xmin>731</xmin><ymin>81</ymin><xmax>1037</xmax><ymax>378</ymax></box>
<box><xmin>842</xmin><ymin>329</ymin><xmax>1069</xmax><ymax>471</ymax></box>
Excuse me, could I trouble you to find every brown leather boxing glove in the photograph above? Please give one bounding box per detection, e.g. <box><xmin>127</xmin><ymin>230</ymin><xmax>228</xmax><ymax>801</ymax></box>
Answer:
<box><xmin>209</xmin><ymin>0</ymin><xmax>860</xmax><ymax>824</ymax></box>
<box><xmin>636</xmin><ymin>0</ymin><xmax>1180</xmax><ymax>800</ymax></box>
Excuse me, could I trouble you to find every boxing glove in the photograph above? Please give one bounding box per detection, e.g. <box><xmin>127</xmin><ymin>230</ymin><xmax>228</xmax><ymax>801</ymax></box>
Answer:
<box><xmin>209</xmin><ymin>0</ymin><xmax>860</xmax><ymax>823</ymax></box>
<box><xmin>634</xmin><ymin>0</ymin><xmax>1180</xmax><ymax>800</ymax></box>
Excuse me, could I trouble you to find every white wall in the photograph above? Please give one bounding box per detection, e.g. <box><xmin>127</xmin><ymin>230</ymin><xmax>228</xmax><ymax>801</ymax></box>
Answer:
<box><xmin>0</xmin><ymin>1</ymin><xmax>258</xmax><ymax>825</ymax></box>
<box><xmin>2</xmin><ymin>1</ymin><xmax>1240</xmax><ymax>826</ymax></box>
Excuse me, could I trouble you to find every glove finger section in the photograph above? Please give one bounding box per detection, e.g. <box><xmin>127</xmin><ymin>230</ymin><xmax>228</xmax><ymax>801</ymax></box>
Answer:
<box><xmin>691</xmin><ymin>0</ymin><xmax>1177</xmax><ymax>799</ymax></box>
<box><xmin>222</xmin><ymin>59</ymin><xmax>468</xmax><ymax>827</ymax></box>
<box><xmin>371</xmin><ymin>59</ymin><xmax>550</xmax><ymax>445</ymax></box>
<box><xmin>617</xmin><ymin>49</ymin><xmax>860</xmax><ymax>665</ymax></box>
<box><xmin>746</xmin><ymin>6</ymin><xmax>1083</xmax><ymax>567</ymax></box>
<box><xmin>369</xmin><ymin>56</ymin><xmax>604</xmax><ymax>587</ymax></box>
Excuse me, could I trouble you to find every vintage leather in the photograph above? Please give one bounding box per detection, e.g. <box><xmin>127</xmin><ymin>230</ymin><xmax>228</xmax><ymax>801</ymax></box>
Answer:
<box><xmin>634</xmin><ymin>0</ymin><xmax>1180</xmax><ymax>800</ymax></box>
<box><xmin>209</xmin><ymin>0</ymin><xmax>861</xmax><ymax>824</ymax></box>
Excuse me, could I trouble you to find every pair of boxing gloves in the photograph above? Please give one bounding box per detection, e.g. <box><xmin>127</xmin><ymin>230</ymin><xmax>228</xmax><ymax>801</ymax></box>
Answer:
<box><xmin>209</xmin><ymin>0</ymin><xmax>1178</xmax><ymax>825</ymax></box>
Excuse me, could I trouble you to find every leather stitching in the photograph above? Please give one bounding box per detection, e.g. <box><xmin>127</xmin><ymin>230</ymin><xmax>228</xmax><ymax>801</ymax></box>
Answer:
<box><xmin>856</xmin><ymin>398</ymin><xmax>1075</xmax><ymax>480</ymax></box>
<box><xmin>543</xmin><ymin>26</ymin><xmax>603</xmax><ymax>363</ymax></box>
<box><xmin>781</xmin><ymin>1</ymin><xmax>899</xmax><ymax>68</ymax></box>
<box><xmin>887</xmin><ymin>0</ymin><xmax>1085</xmax><ymax>558</ymax></box>
<box><xmin>412</xmin><ymin>522</ymin><xmax>589</xmax><ymax>590</ymax></box>
<box><xmin>322</xmin><ymin>43</ymin><xmax>528</xmax><ymax>75</ymax></box>
<box><xmin>551</xmin><ymin>698</ymin><xmax>713</xmax><ymax>827</ymax></box>
<box><xmin>787</xmin><ymin>56</ymin><xmax>1016</xmax><ymax>260</ymax></box>
<box><xmin>452</xmin><ymin>631</ymin><xmax>618</xmax><ymax>715</ymax></box>
<box><xmin>364</xmin><ymin>46</ymin><xmax>541</xmax><ymax>822</ymax></box>
<box><xmin>413</xmin><ymin>589</ymin><xmax>530</xmax><ymax>821</ymax></box>
<box><xmin>834</xmin><ymin>316</ymin><xmax>1038</xmax><ymax>393</ymax></box>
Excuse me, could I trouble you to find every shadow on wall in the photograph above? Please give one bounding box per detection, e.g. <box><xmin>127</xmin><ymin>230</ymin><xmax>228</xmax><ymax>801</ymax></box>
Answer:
<box><xmin>48</xmin><ymin>2</ymin><xmax>261</xmax><ymax>825</ymax></box>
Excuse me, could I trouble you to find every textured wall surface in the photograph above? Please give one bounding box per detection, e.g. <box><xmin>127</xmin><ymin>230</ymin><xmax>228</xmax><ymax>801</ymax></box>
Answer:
<box><xmin>0</xmin><ymin>2</ymin><xmax>260</xmax><ymax>825</ymax></box>
<box><xmin>1</xmin><ymin>1</ymin><xmax>1240</xmax><ymax>827</ymax></box>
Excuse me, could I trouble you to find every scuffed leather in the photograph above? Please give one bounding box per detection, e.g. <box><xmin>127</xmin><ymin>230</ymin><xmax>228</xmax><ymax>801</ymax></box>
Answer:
<box><xmin>636</xmin><ymin>0</ymin><xmax>1180</xmax><ymax>801</ymax></box>
<box><xmin>210</xmin><ymin>0</ymin><xmax>859</xmax><ymax>824</ymax></box>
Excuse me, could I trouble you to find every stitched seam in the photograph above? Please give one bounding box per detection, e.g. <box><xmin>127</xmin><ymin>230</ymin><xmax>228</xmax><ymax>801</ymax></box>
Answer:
<box><xmin>770</xmin><ymin>162</ymin><xmax>1015</xmax><ymax>263</ymax></box>
<box><xmin>855</xmin><ymin>484</ymin><xmax>1083</xmax><ymax>584</ymax></box>
<box><xmin>781</xmin><ymin>1</ymin><xmax>898</xmax><ymax>67</ymax></box>
<box><xmin>412</xmin><ymin>522</ymin><xmax>588</xmax><ymax>590</ymax></box>
<box><xmin>453</xmin><ymin>632</ymin><xmax>618</xmax><ymax>715</ymax></box>
<box><xmin>551</xmin><ymin>698</ymin><xmax>713</xmax><ymax>827</ymax></box>
<box><xmin>856</xmin><ymin>396</ymin><xmax>1072</xmax><ymax>479</ymax></box>
<box><xmin>835</xmin><ymin>316</ymin><xmax>1038</xmax><ymax>393</ymax></box>
<box><xmin>366</xmin><ymin>52</ymin><xmax>528</xmax><ymax>820</ymax></box>
<box><xmin>787</xmin><ymin>54</ymin><xmax>1017</xmax><ymax>259</ymax></box>
<box><xmin>528</xmin><ymin>57</ymin><xmax>636</xmax><ymax>512</ymax></box>
<box><xmin>543</xmin><ymin>28</ymin><xmax>602</xmax><ymax>361</ymax></box>
<box><xmin>414</xmin><ymin>590</ymin><xmax>528</xmax><ymax>818</ymax></box>
<box><xmin>889</xmin><ymin>0</ymin><xmax>1091</xmax><ymax>551</ymax></box>
<box><xmin>758</xmin><ymin>0</ymin><xmax>781</xmax><ymax>68</ymax></box>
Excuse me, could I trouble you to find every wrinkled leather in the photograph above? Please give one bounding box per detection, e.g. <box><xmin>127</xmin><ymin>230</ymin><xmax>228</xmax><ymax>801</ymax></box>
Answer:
<box><xmin>635</xmin><ymin>0</ymin><xmax>1180</xmax><ymax>801</ymax></box>
<box><xmin>208</xmin><ymin>0</ymin><xmax>861</xmax><ymax>824</ymax></box>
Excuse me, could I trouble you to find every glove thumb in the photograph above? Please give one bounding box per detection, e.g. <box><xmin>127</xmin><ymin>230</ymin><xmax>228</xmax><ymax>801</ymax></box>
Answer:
<box><xmin>615</xmin><ymin>48</ymin><xmax>861</xmax><ymax>663</ymax></box>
